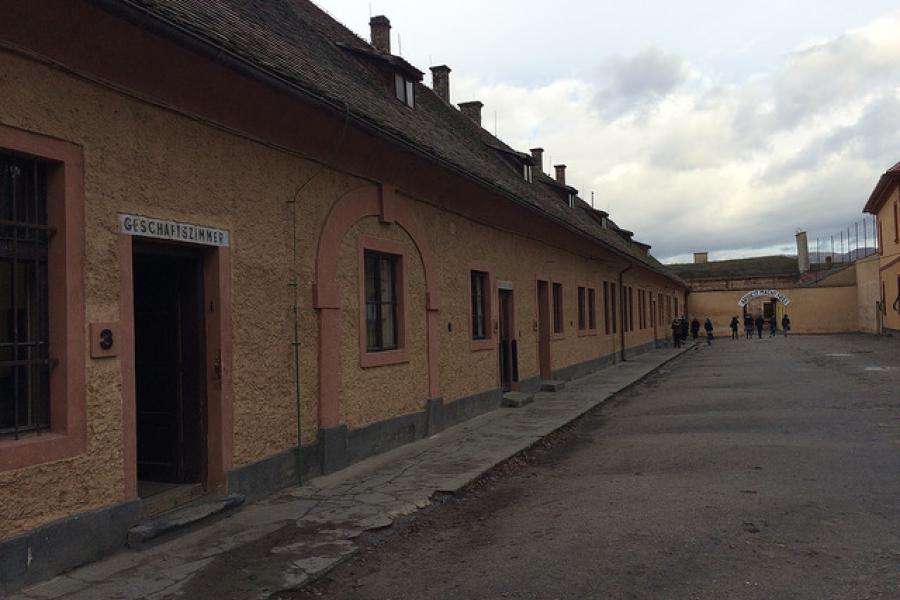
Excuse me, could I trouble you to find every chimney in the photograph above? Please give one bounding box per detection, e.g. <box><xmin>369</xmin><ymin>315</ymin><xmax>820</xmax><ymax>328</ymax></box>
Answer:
<box><xmin>530</xmin><ymin>148</ymin><xmax>544</xmax><ymax>173</ymax></box>
<box><xmin>795</xmin><ymin>230</ymin><xmax>810</xmax><ymax>273</ymax></box>
<box><xmin>693</xmin><ymin>252</ymin><xmax>708</xmax><ymax>264</ymax></box>
<box><xmin>430</xmin><ymin>65</ymin><xmax>451</xmax><ymax>103</ymax></box>
<box><xmin>369</xmin><ymin>15</ymin><xmax>391</xmax><ymax>53</ymax></box>
<box><xmin>554</xmin><ymin>164</ymin><xmax>566</xmax><ymax>186</ymax></box>
<box><xmin>459</xmin><ymin>101</ymin><xmax>483</xmax><ymax>126</ymax></box>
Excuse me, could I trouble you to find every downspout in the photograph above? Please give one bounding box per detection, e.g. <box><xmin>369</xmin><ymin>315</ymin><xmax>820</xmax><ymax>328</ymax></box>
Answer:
<box><xmin>618</xmin><ymin>265</ymin><xmax>631</xmax><ymax>362</ymax></box>
<box><xmin>285</xmin><ymin>102</ymin><xmax>352</xmax><ymax>486</ymax></box>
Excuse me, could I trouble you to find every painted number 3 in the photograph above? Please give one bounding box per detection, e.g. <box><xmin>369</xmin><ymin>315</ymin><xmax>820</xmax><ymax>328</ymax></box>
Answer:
<box><xmin>99</xmin><ymin>328</ymin><xmax>114</xmax><ymax>350</ymax></box>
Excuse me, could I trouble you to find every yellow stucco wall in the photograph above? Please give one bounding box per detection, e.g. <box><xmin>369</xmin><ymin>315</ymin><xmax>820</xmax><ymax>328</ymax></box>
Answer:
<box><xmin>875</xmin><ymin>187</ymin><xmax>900</xmax><ymax>332</ymax></box>
<box><xmin>688</xmin><ymin>286</ymin><xmax>859</xmax><ymax>337</ymax></box>
<box><xmin>856</xmin><ymin>256</ymin><xmax>881</xmax><ymax>334</ymax></box>
<box><xmin>0</xmin><ymin>50</ymin><xmax>686</xmax><ymax>539</ymax></box>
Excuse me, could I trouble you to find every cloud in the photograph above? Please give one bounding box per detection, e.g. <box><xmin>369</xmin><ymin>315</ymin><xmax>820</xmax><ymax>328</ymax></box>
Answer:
<box><xmin>453</xmin><ymin>11</ymin><xmax>900</xmax><ymax>261</ymax></box>
<box><xmin>593</xmin><ymin>48</ymin><xmax>689</xmax><ymax>120</ymax></box>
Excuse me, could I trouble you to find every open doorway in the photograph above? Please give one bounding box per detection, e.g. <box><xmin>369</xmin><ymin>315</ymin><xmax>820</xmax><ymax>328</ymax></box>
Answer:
<box><xmin>133</xmin><ymin>244</ymin><xmax>206</xmax><ymax>499</ymax></box>
<box><xmin>498</xmin><ymin>288</ymin><xmax>517</xmax><ymax>391</ymax></box>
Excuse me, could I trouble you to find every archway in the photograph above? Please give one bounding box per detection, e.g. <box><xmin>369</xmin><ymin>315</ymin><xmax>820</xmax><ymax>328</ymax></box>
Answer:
<box><xmin>314</xmin><ymin>184</ymin><xmax>440</xmax><ymax>429</ymax></box>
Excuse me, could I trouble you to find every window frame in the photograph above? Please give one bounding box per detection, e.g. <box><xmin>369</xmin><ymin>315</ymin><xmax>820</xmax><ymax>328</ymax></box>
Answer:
<box><xmin>587</xmin><ymin>287</ymin><xmax>597</xmax><ymax>334</ymax></box>
<box><xmin>0</xmin><ymin>124</ymin><xmax>85</xmax><ymax>472</ymax></box>
<box><xmin>358</xmin><ymin>237</ymin><xmax>408</xmax><ymax>368</ymax></box>
<box><xmin>551</xmin><ymin>281</ymin><xmax>564</xmax><ymax>337</ymax></box>
<box><xmin>577</xmin><ymin>285</ymin><xmax>586</xmax><ymax>335</ymax></box>
<box><xmin>394</xmin><ymin>73</ymin><xmax>415</xmax><ymax>108</ymax></box>
<box><xmin>468</xmin><ymin>264</ymin><xmax>494</xmax><ymax>351</ymax></box>
<box><xmin>603</xmin><ymin>282</ymin><xmax>611</xmax><ymax>335</ymax></box>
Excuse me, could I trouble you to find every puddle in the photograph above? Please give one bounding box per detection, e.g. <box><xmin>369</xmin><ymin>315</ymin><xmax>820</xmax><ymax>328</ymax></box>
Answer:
<box><xmin>825</xmin><ymin>353</ymin><xmax>852</xmax><ymax>357</ymax></box>
<box><xmin>864</xmin><ymin>366</ymin><xmax>897</xmax><ymax>372</ymax></box>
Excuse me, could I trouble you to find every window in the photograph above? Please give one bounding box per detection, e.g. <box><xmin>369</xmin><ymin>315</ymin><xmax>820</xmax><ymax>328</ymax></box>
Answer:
<box><xmin>577</xmin><ymin>286</ymin><xmax>586</xmax><ymax>331</ymax></box>
<box><xmin>627</xmin><ymin>286</ymin><xmax>634</xmax><ymax>332</ymax></box>
<box><xmin>894</xmin><ymin>200</ymin><xmax>898</xmax><ymax>243</ymax></box>
<box><xmin>602</xmin><ymin>283</ymin><xmax>611</xmax><ymax>334</ymax></box>
<box><xmin>567</xmin><ymin>193</ymin><xmax>575</xmax><ymax>208</ymax></box>
<box><xmin>394</xmin><ymin>73</ymin><xmax>414</xmax><ymax>108</ymax></box>
<box><xmin>0</xmin><ymin>154</ymin><xmax>50</xmax><ymax>438</ymax></box>
<box><xmin>523</xmin><ymin>163</ymin><xmax>533</xmax><ymax>183</ymax></box>
<box><xmin>588</xmin><ymin>288</ymin><xmax>597</xmax><ymax>331</ymax></box>
<box><xmin>674</xmin><ymin>296</ymin><xmax>679</xmax><ymax>318</ymax></box>
<box><xmin>552</xmin><ymin>282</ymin><xmax>563</xmax><ymax>334</ymax></box>
<box><xmin>638</xmin><ymin>290</ymin><xmax>644</xmax><ymax>329</ymax></box>
<box><xmin>364</xmin><ymin>250</ymin><xmax>399</xmax><ymax>351</ymax></box>
<box><xmin>610</xmin><ymin>283</ymin><xmax>617</xmax><ymax>334</ymax></box>
<box><xmin>471</xmin><ymin>270</ymin><xmax>488</xmax><ymax>340</ymax></box>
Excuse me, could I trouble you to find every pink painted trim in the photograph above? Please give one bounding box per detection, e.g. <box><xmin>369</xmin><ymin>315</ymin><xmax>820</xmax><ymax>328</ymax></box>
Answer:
<box><xmin>0</xmin><ymin>124</ymin><xmax>86</xmax><ymax>472</ymax></box>
<box><xmin>118</xmin><ymin>235</ymin><xmax>136</xmax><ymax>498</ymax></box>
<box><xmin>357</xmin><ymin>236</ymin><xmax>410</xmax><ymax>369</ymax></box>
<box><xmin>204</xmin><ymin>246</ymin><xmax>234</xmax><ymax>491</ymax></box>
<box><xmin>315</xmin><ymin>184</ymin><xmax>439</xmax><ymax>427</ymax></box>
<box><xmin>468</xmin><ymin>261</ymin><xmax>494</xmax><ymax>352</ymax></box>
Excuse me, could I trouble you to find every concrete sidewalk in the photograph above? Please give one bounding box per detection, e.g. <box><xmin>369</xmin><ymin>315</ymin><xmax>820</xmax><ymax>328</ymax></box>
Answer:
<box><xmin>13</xmin><ymin>344</ymin><xmax>696</xmax><ymax>600</ymax></box>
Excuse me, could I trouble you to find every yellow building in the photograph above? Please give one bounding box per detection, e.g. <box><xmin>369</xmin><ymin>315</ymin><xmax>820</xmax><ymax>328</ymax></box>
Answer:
<box><xmin>864</xmin><ymin>162</ymin><xmax>900</xmax><ymax>334</ymax></box>
<box><xmin>0</xmin><ymin>1</ymin><xmax>686</xmax><ymax>592</ymax></box>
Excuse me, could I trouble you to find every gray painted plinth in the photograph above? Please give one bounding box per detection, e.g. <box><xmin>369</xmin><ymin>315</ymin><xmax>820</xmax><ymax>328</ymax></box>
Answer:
<box><xmin>126</xmin><ymin>495</ymin><xmax>244</xmax><ymax>547</ymax></box>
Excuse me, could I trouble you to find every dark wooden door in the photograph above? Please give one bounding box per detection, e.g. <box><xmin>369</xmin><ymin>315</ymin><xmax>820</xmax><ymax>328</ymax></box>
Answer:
<box><xmin>537</xmin><ymin>281</ymin><xmax>551</xmax><ymax>380</ymax></box>
<box><xmin>134</xmin><ymin>249</ymin><xmax>205</xmax><ymax>486</ymax></box>
<box><xmin>498</xmin><ymin>289</ymin><xmax>516</xmax><ymax>390</ymax></box>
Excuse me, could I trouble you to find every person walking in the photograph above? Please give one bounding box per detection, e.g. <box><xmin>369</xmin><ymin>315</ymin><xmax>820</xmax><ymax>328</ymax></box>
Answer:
<box><xmin>730</xmin><ymin>316</ymin><xmax>739</xmax><ymax>339</ymax></box>
<box><xmin>704</xmin><ymin>318</ymin><xmax>714</xmax><ymax>345</ymax></box>
<box><xmin>769</xmin><ymin>315</ymin><xmax>777</xmax><ymax>337</ymax></box>
<box><xmin>680</xmin><ymin>316</ymin><xmax>689</xmax><ymax>342</ymax></box>
<box><xmin>754</xmin><ymin>315</ymin><xmax>764</xmax><ymax>339</ymax></box>
<box><xmin>690</xmin><ymin>317</ymin><xmax>701</xmax><ymax>339</ymax></box>
<box><xmin>671</xmin><ymin>318</ymin><xmax>682</xmax><ymax>348</ymax></box>
<box><xmin>781</xmin><ymin>314</ymin><xmax>791</xmax><ymax>337</ymax></box>
<box><xmin>744</xmin><ymin>314</ymin><xmax>753</xmax><ymax>339</ymax></box>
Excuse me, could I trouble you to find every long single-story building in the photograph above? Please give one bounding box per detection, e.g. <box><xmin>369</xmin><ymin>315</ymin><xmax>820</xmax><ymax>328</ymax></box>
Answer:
<box><xmin>862</xmin><ymin>162</ymin><xmax>900</xmax><ymax>335</ymax></box>
<box><xmin>0</xmin><ymin>0</ymin><xmax>687</xmax><ymax>591</ymax></box>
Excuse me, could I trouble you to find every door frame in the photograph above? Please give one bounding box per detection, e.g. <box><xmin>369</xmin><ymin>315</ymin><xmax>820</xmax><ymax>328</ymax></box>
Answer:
<box><xmin>535</xmin><ymin>277</ymin><xmax>552</xmax><ymax>380</ymax></box>
<box><xmin>498</xmin><ymin>287</ymin><xmax>516</xmax><ymax>391</ymax></box>
<box><xmin>119</xmin><ymin>234</ymin><xmax>233</xmax><ymax>498</ymax></box>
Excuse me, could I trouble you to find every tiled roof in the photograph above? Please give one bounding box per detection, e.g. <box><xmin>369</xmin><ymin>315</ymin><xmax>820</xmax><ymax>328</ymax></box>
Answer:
<box><xmin>668</xmin><ymin>255</ymin><xmax>799</xmax><ymax>281</ymax></box>
<box><xmin>864</xmin><ymin>161</ymin><xmax>900</xmax><ymax>214</ymax></box>
<box><xmin>119</xmin><ymin>0</ymin><xmax>682</xmax><ymax>283</ymax></box>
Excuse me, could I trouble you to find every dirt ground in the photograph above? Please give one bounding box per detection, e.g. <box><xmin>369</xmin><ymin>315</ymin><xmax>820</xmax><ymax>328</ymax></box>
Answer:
<box><xmin>283</xmin><ymin>334</ymin><xmax>900</xmax><ymax>600</ymax></box>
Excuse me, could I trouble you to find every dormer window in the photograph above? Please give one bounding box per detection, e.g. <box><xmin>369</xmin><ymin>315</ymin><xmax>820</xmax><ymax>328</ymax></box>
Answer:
<box><xmin>601</xmin><ymin>217</ymin><xmax>608</xmax><ymax>229</ymax></box>
<box><xmin>523</xmin><ymin>163</ymin><xmax>533</xmax><ymax>183</ymax></box>
<box><xmin>567</xmin><ymin>192</ymin><xmax>575</xmax><ymax>208</ymax></box>
<box><xmin>395</xmin><ymin>73</ymin><xmax>414</xmax><ymax>108</ymax></box>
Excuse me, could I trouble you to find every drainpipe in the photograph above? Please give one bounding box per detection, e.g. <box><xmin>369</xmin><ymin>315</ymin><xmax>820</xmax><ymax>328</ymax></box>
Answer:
<box><xmin>618</xmin><ymin>265</ymin><xmax>631</xmax><ymax>362</ymax></box>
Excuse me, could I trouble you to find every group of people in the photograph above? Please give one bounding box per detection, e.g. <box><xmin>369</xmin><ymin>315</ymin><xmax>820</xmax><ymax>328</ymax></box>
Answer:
<box><xmin>729</xmin><ymin>314</ymin><xmax>791</xmax><ymax>339</ymax></box>
<box><xmin>671</xmin><ymin>315</ymin><xmax>713</xmax><ymax>347</ymax></box>
<box><xmin>671</xmin><ymin>313</ymin><xmax>791</xmax><ymax>347</ymax></box>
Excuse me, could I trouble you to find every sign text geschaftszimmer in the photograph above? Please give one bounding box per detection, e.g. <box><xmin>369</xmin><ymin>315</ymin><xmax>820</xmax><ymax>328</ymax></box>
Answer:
<box><xmin>119</xmin><ymin>214</ymin><xmax>230</xmax><ymax>247</ymax></box>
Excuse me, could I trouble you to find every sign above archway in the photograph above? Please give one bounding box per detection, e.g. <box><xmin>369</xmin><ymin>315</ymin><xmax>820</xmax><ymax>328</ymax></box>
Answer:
<box><xmin>738</xmin><ymin>289</ymin><xmax>792</xmax><ymax>307</ymax></box>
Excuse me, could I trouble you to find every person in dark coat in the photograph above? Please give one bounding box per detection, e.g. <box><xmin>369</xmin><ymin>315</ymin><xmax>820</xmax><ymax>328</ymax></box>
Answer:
<box><xmin>690</xmin><ymin>317</ymin><xmax>701</xmax><ymax>339</ymax></box>
<box><xmin>680</xmin><ymin>316</ymin><xmax>689</xmax><ymax>341</ymax></box>
<box><xmin>671</xmin><ymin>318</ymin><xmax>682</xmax><ymax>348</ymax></box>
<box><xmin>781</xmin><ymin>314</ymin><xmax>791</xmax><ymax>337</ymax></box>
<box><xmin>754</xmin><ymin>315</ymin><xmax>764</xmax><ymax>339</ymax></box>
<box><xmin>769</xmin><ymin>316</ymin><xmax>777</xmax><ymax>337</ymax></box>
<box><xmin>744</xmin><ymin>314</ymin><xmax>753</xmax><ymax>339</ymax></box>
<box><xmin>703</xmin><ymin>318</ymin><xmax>714</xmax><ymax>345</ymax></box>
<box><xmin>730</xmin><ymin>316</ymin><xmax>739</xmax><ymax>339</ymax></box>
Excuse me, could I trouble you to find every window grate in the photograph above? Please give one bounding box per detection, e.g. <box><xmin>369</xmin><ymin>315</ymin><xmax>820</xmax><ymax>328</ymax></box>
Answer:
<box><xmin>0</xmin><ymin>154</ymin><xmax>52</xmax><ymax>439</ymax></box>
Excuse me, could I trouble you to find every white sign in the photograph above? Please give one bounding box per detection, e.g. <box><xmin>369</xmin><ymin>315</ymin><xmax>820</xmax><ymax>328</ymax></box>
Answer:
<box><xmin>737</xmin><ymin>289</ymin><xmax>791</xmax><ymax>307</ymax></box>
<box><xmin>119</xmin><ymin>214</ymin><xmax>230</xmax><ymax>247</ymax></box>
<box><xmin>497</xmin><ymin>280</ymin><xmax>513</xmax><ymax>291</ymax></box>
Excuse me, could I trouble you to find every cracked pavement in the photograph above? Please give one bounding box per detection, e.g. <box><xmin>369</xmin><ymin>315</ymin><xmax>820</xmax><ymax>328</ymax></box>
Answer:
<box><xmin>12</xmin><ymin>344</ymin><xmax>691</xmax><ymax>600</ymax></box>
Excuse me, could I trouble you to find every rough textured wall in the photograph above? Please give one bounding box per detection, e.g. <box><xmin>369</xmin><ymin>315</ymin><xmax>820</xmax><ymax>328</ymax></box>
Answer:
<box><xmin>877</xmin><ymin>188</ymin><xmax>900</xmax><ymax>331</ymax></box>
<box><xmin>688</xmin><ymin>286</ymin><xmax>859</xmax><ymax>337</ymax></box>
<box><xmin>856</xmin><ymin>257</ymin><xmax>881</xmax><ymax>333</ymax></box>
<box><xmin>337</xmin><ymin>217</ymin><xmax>428</xmax><ymax>428</ymax></box>
<box><xmin>0</xmin><ymin>50</ymin><xmax>356</xmax><ymax>537</ymax></box>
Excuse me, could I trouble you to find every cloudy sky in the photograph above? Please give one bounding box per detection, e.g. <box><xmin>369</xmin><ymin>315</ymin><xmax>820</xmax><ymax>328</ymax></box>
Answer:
<box><xmin>317</xmin><ymin>1</ymin><xmax>900</xmax><ymax>263</ymax></box>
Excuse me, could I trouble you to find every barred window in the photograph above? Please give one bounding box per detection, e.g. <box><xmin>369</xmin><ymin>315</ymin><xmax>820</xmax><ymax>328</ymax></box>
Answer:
<box><xmin>471</xmin><ymin>270</ymin><xmax>488</xmax><ymax>340</ymax></box>
<box><xmin>588</xmin><ymin>288</ymin><xmax>596</xmax><ymax>330</ymax></box>
<box><xmin>577</xmin><ymin>286</ymin><xmax>586</xmax><ymax>331</ymax></box>
<box><xmin>364</xmin><ymin>250</ymin><xmax>399</xmax><ymax>352</ymax></box>
<box><xmin>0</xmin><ymin>154</ymin><xmax>51</xmax><ymax>438</ymax></box>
